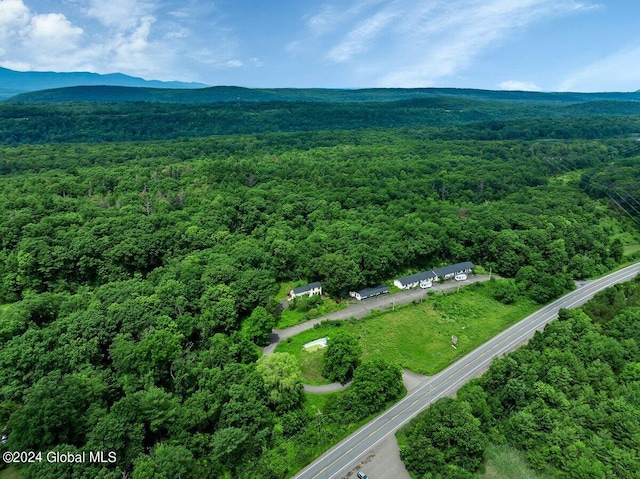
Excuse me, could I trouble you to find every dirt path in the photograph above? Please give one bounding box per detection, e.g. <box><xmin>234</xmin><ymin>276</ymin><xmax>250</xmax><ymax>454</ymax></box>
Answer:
<box><xmin>303</xmin><ymin>382</ymin><xmax>351</xmax><ymax>393</ymax></box>
<box><xmin>401</xmin><ymin>369</ymin><xmax>429</xmax><ymax>391</ymax></box>
<box><xmin>303</xmin><ymin>370</ymin><xmax>429</xmax><ymax>396</ymax></box>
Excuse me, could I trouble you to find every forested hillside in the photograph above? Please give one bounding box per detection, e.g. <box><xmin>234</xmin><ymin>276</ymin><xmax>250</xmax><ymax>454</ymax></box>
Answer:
<box><xmin>7</xmin><ymin>84</ymin><xmax>640</xmax><ymax>104</ymax></box>
<box><xmin>0</xmin><ymin>94</ymin><xmax>638</xmax><ymax>478</ymax></box>
<box><xmin>398</xmin><ymin>277</ymin><xmax>640</xmax><ymax>479</ymax></box>
<box><xmin>4</xmin><ymin>100</ymin><xmax>640</xmax><ymax>146</ymax></box>
<box><xmin>0</xmin><ymin>132</ymin><xmax>628</xmax><ymax>303</ymax></box>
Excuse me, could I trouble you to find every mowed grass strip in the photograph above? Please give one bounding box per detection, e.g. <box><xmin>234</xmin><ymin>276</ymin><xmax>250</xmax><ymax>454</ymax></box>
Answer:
<box><xmin>276</xmin><ymin>281</ymin><xmax>539</xmax><ymax>380</ymax></box>
<box><xmin>478</xmin><ymin>444</ymin><xmax>550</xmax><ymax>479</ymax></box>
<box><xmin>0</xmin><ymin>466</ymin><xmax>22</xmax><ymax>479</ymax></box>
<box><xmin>277</xmin><ymin>299</ymin><xmax>347</xmax><ymax>329</ymax></box>
<box><xmin>624</xmin><ymin>243</ymin><xmax>640</xmax><ymax>256</ymax></box>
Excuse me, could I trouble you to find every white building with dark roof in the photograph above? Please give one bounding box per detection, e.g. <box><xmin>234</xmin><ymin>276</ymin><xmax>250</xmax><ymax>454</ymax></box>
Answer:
<box><xmin>289</xmin><ymin>281</ymin><xmax>322</xmax><ymax>300</ymax></box>
<box><xmin>433</xmin><ymin>261</ymin><xmax>475</xmax><ymax>280</ymax></box>
<box><xmin>394</xmin><ymin>270</ymin><xmax>438</xmax><ymax>290</ymax></box>
<box><xmin>350</xmin><ymin>285</ymin><xmax>390</xmax><ymax>301</ymax></box>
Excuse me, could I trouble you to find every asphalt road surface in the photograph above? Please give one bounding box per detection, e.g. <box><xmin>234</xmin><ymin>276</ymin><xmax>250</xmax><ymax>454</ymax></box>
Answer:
<box><xmin>292</xmin><ymin>262</ymin><xmax>640</xmax><ymax>479</ymax></box>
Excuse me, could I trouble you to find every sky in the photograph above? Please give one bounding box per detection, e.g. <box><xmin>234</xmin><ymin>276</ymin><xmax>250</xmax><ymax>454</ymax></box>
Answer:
<box><xmin>1</xmin><ymin>0</ymin><xmax>640</xmax><ymax>92</ymax></box>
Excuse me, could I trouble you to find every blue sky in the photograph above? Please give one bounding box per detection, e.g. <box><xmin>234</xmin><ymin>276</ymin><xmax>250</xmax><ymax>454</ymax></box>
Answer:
<box><xmin>1</xmin><ymin>0</ymin><xmax>640</xmax><ymax>91</ymax></box>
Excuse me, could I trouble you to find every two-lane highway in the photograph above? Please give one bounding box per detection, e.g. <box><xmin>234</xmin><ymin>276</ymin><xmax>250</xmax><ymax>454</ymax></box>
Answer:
<box><xmin>293</xmin><ymin>262</ymin><xmax>640</xmax><ymax>479</ymax></box>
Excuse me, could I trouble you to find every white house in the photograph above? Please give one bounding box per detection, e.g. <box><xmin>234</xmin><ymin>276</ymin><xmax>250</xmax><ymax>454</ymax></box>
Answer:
<box><xmin>394</xmin><ymin>270</ymin><xmax>437</xmax><ymax>290</ymax></box>
<box><xmin>350</xmin><ymin>285</ymin><xmax>389</xmax><ymax>301</ymax></box>
<box><xmin>433</xmin><ymin>261</ymin><xmax>475</xmax><ymax>280</ymax></box>
<box><xmin>289</xmin><ymin>281</ymin><xmax>322</xmax><ymax>300</ymax></box>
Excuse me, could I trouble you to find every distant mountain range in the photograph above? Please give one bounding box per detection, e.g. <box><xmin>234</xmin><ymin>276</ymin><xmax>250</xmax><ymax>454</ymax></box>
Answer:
<box><xmin>5</xmin><ymin>83</ymin><xmax>640</xmax><ymax>105</ymax></box>
<box><xmin>0</xmin><ymin>67</ymin><xmax>209</xmax><ymax>100</ymax></box>
<box><xmin>1</xmin><ymin>66</ymin><xmax>640</xmax><ymax>105</ymax></box>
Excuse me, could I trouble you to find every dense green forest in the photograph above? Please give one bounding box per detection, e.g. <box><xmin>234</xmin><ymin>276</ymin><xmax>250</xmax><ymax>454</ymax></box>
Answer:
<box><xmin>0</xmin><ymin>93</ymin><xmax>639</xmax><ymax>478</ymax></box>
<box><xmin>0</xmin><ymin>131</ymin><xmax>630</xmax><ymax>303</ymax></box>
<box><xmin>4</xmin><ymin>97</ymin><xmax>640</xmax><ymax>146</ymax></box>
<box><xmin>398</xmin><ymin>277</ymin><xmax>640</xmax><ymax>479</ymax></box>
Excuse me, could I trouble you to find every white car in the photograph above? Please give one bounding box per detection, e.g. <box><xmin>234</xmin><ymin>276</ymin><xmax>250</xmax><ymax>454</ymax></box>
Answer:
<box><xmin>454</xmin><ymin>273</ymin><xmax>467</xmax><ymax>281</ymax></box>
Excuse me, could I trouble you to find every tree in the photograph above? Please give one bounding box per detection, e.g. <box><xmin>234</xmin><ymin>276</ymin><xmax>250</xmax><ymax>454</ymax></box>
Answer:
<box><xmin>231</xmin><ymin>269</ymin><xmax>278</xmax><ymax>315</ymax></box>
<box><xmin>245</xmin><ymin>306</ymin><xmax>275</xmax><ymax>346</ymax></box>
<box><xmin>199</xmin><ymin>284</ymin><xmax>238</xmax><ymax>335</ymax></box>
<box><xmin>610</xmin><ymin>238</ymin><xmax>624</xmax><ymax>263</ymax></box>
<box><xmin>322</xmin><ymin>332</ymin><xmax>362</xmax><ymax>383</ymax></box>
<box><xmin>132</xmin><ymin>444</ymin><xmax>194</xmax><ymax>479</ymax></box>
<box><xmin>400</xmin><ymin>397</ymin><xmax>487</xmax><ymax>477</ymax></box>
<box><xmin>88</xmin><ymin>414</ymin><xmax>140</xmax><ymax>473</ymax></box>
<box><xmin>256</xmin><ymin>353</ymin><xmax>303</xmax><ymax>412</ymax></box>
<box><xmin>490</xmin><ymin>280</ymin><xmax>520</xmax><ymax>304</ymax></box>
<box><xmin>311</xmin><ymin>253</ymin><xmax>362</xmax><ymax>296</ymax></box>
<box><xmin>348</xmin><ymin>359</ymin><xmax>404</xmax><ymax>416</ymax></box>
<box><xmin>7</xmin><ymin>371</ymin><xmax>106</xmax><ymax>451</ymax></box>
<box><xmin>21</xmin><ymin>445</ymin><xmax>121</xmax><ymax>479</ymax></box>
<box><xmin>457</xmin><ymin>381</ymin><xmax>493</xmax><ymax>430</ymax></box>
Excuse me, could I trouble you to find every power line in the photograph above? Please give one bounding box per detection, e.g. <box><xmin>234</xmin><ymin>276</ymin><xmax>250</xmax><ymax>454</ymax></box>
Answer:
<box><xmin>545</xmin><ymin>155</ymin><xmax>640</xmax><ymax>227</ymax></box>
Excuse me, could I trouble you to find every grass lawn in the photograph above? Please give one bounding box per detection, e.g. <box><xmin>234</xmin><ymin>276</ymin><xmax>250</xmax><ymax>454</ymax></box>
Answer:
<box><xmin>277</xmin><ymin>298</ymin><xmax>347</xmax><ymax>329</ymax></box>
<box><xmin>298</xmin><ymin>348</ymin><xmax>329</xmax><ymax>385</ymax></box>
<box><xmin>276</xmin><ymin>281</ymin><xmax>540</xmax><ymax>381</ymax></box>
<box><xmin>478</xmin><ymin>444</ymin><xmax>549</xmax><ymax>479</ymax></box>
<box><xmin>624</xmin><ymin>243</ymin><xmax>640</xmax><ymax>256</ymax></box>
<box><xmin>275</xmin><ymin>281</ymin><xmax>296</xmax><ymax>301</ymax></box>
<box><xmin>0</xmin><ymin>466</ymin><xmax>22</xmax><ymax>479</ymax></box>
<box><xmin>303</xmin><ymin>390</ymin><xmax>338</xmax><ymax>416</ymax></box>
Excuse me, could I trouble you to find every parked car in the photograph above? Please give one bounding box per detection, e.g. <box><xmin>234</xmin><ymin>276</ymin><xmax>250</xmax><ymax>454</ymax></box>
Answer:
<box><xmin>357</xmin><ymin>472</ymin><xmax>368</xmax><ymax>479</ymax></box>
<box><xmin>454</xmin><ymin>273</ymin><xmax>467</xmax><ymax>281</ymax></box>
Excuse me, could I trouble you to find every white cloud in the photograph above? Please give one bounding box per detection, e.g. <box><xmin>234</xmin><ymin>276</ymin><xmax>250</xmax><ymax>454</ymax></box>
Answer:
<box><xmin>498</xmin><ymin>80</ymin><xmax>542</xmax><ymax>91</ymax></box>
<box><xmin>0</xmin><ymin>0</ymin><xmax>85</xmax><ymax>71</ymax></box>
<box><xmin>27</xmin><ymin>13</ymin><xmax>83</xmax><ymax>50</ymax></box>
<box><xmin>165</xmin><ymin>25</ymin><xmax>190</xmax><ymax>39</ymax></box>
<box><xmin>167</xmin><ymin>9</ymin><xmax>191</xmax><ymax>20</ymax></box>
<box><xmin>379</xmin><ymin>0</ymin><xmax>598</xmax><ymax>87</ymax></box>
<box><xmin>83</xmin><ymin>0</ymin><xmax>155</xmax><ymax>30</ymax></box>
<box><xmin>559</xmin><ymin>46</ymin><xmax>640</xmax><ymax>92</ymax></box>
<box><xmin>0</xmin><ymin>0</ymin><xmax>193</xmax><ymax>80</ymax></box>
<box><xmin>189</xmin><ymin>48</ymin><xmax>244</xmax><ymax>70</ymax></box>
<box><xmin>328</xmin><ymin>9</ymin><xmax>397</xmax><ymax>62</ymax></box>
<box><xmin>295</xmin><ymin>0</ymin><xmax>600</xmax><ymax>87</ymax></box>
<box><xmin>304</xmin><ymin>0</ymin><xmax>386</xmax><ymax>36</ymax></box>
<box><xmin>0</xmin><ymin>0</ymin><xmax>30</xmax><ymax>40</ymax></box>
<box><xmin>289</xmin><ymin>0</ymin><xmax>387</xmax><ymax>54</ymax></box>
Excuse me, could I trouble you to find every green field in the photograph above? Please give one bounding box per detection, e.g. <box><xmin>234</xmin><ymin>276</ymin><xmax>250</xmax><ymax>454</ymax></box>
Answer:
<box><xmin>477</xmin><ymin>444</ymin><xmax>549</xmax><ymax>479</ymax></box>
<box><xmin>277</xmin><ymin>298</ymin><xmax>347</xmax><ymax>329</ymax></box>
<box><xmin>624</xmin><ymin>243</ymin><xmax>640</xmax><ymax>256</ymax></box>
<box><xmin>275</xmin><ymin>281</ymin><xmax>297</xmax><ymax>301</ymax></box>
<box><xmin>276</xmin><ymin>281</ymin><xmax>539</xmax><ymax>381</ymax></box>
<box><xmin>0</xmin><ymin>466</ymin><xmax>22</xmax><ymax>479</ymax></box>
